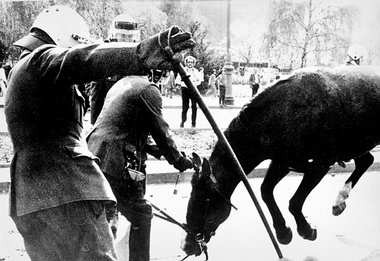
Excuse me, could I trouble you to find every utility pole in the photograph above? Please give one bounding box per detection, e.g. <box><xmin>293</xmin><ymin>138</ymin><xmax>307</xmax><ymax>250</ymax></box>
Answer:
<box><xmin>224</xmin><ymin>0</ymin><xmax>234</xmax><ymax>105</ymax></box>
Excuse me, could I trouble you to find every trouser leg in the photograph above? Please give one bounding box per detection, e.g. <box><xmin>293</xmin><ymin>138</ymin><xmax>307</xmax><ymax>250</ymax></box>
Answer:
<box><xmin>221</xmin><ymin>87</ymin><xmax>226</xmax><ymax>104</ymax></box>
<box><xmin>105</xmin><ymin>173</ymin><xmax>153</xmax><ymax>261</ymax></box>
<box><xmin>181</xmin><ymin>87</ymin><xmax>190</xmax><ymax>124</ymax></box>
<box><xmin>126</xmin><ymin>200</ymin><xmax>152</xmax><ymax>261</ymax></box>
<box><xmin>190</xmin><ymin>97</ymin><xmax>197</xmax><ymax>126</ymax></box>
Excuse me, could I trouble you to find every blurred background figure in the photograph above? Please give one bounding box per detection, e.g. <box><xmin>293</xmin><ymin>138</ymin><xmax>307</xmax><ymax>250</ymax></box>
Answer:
<box><xmin>160</xmin><ymin>70</ymin><xmax>175</xmax><ymax>98</ymax></box>
<box><xmin>216</xmin><ymin>68</ymin><xmax>227</xmax><ymax>107</ymax></box>
<box><xmin>207</xmin><ymin>69</ymin><xmax>217</xmax><ymax>97</ymax></box>
<box><xmin>346</xmin><ymin>44</ymin><xmax>366</xmax><ymax>66</ymax></box>
<box><xmin>249</xmin><ymin>69</ymin><xmax>260</xmax><ymax>97</ymax></box>
<box><xmin>0</xmin><ymin>62</ymin><xmax>7</xmax><ymax>97</ymax></box>
<box><xmin>176</xmin><ymin>55</ymin><xmax>201</xmax><ymax>128</ymax></box>
<box><xmin>90</xmin><ymin>13</ymin><xmax>141</xmax><ymax>124</ymax></box>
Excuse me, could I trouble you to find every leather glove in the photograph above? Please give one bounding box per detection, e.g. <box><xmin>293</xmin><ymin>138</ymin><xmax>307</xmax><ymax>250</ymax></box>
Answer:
<box><xmin>137</xmin><ymin>26</ymin><xmax>195</xmax><ymax>70</ymax></box>
<box><xmin>173</xmin><ymin>154</ymin><xmax>194</xmax><ymax>172</ymax></box>
<box><xmin>145</xmin><ymin>144</ymin><xmax>162</xmax><ymax>160</ymax></box>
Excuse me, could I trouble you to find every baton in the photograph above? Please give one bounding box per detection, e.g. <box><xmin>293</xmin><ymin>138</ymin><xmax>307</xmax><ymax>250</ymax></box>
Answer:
<box><xmin>169</xmin><ymin>53</ymin><xmax>284</xmax><ymax>259</ymax></box>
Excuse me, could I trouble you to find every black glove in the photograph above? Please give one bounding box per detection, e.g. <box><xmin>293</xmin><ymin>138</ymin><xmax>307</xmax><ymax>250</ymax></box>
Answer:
<box><xmin>173</xmin><ymin>154</ymin><xmax>194</xmax><ymax>172</ymax></box>
<box><xmin>145</xmin><ymin>144</ymin><xmax>162</xmax><ymax>160</ymax></box>
<box><xmin>137</xmin><ymin>26</ymin><xmax>195</xmax><ymax>71</ymax></box>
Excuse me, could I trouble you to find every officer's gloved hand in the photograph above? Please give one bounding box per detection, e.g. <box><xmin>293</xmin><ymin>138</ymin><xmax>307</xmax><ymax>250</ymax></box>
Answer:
<box><xmin>173</xmin><ymin>154</ymin><xmax>194</xmax><ymax>172</ymax></box>
<box><xmin>137</xmin><ymin>26</ymin><xmax>195</xmax><ymax>70</ymax></box>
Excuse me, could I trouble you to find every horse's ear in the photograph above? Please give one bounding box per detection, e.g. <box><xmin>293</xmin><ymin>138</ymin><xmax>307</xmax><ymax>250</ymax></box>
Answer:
<box><xmin>191</xmin><ymin>152</ymin><xmax>202</xmax><ymax>168</ymax></box>
<box><xmin>200</xmin><ymin>158</ymin><xmax>211</xmax><ymax>179</ymax></box>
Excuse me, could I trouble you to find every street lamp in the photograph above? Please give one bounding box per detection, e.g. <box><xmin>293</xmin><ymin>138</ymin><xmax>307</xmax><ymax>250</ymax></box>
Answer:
<box><xmin>224</xmin><ymin>0</ymin><xmax>234</xmax><ymax>105</ymax></box>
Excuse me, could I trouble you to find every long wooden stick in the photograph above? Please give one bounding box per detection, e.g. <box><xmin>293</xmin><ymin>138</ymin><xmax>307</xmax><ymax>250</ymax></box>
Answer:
<box><xmin>174</xmin><ymin>62</ymin><xmax>284</xmax><ymax>259</ymax></box>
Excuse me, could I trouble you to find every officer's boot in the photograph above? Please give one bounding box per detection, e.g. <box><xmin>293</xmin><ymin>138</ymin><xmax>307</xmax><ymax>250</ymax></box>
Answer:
<box><xmin>129</xmin><ymin>222</ymin><xmax>151</xmax><ymax>261</ymax></box>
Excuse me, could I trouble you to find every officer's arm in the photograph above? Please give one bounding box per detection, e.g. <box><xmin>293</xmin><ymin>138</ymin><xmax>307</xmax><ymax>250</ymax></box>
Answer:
<box><xmin>140</xmin><ymin>87</ymin><xmax>183</xmax><ymax>165</ymax></box>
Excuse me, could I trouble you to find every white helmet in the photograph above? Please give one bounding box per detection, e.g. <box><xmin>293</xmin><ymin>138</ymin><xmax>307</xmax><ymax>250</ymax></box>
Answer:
<box><xmin>109</xmin><ymin>14</ymin><xmax>140</xmax><ymax>43</ymax></box>
<box><xmin>14</xmin><ymin>5</ymin><xmax>91</xmax><ymax>50</ymax></box>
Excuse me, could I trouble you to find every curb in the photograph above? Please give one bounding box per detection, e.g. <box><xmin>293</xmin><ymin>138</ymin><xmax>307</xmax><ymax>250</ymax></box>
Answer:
<box><xmin>163</xmin><ymin>104</ymin><xmax>244</xmax><ymax>110</ymax></box>
<box><xmin>145</xmin><ymin>161</ymin><xmax>380</xmax><ymax>184</ymax></box>
<box><xmin>2</xmin><ymin>162</ymin><xmax>380</xmax><ymax>194</ymax></box>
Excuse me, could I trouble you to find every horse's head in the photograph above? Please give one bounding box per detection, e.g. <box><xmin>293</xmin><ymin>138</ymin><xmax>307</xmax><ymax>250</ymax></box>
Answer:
<box><xmin>181</xmin><ymin>153</ymin><xmax>235</xmax><ymax>256</ymax></box>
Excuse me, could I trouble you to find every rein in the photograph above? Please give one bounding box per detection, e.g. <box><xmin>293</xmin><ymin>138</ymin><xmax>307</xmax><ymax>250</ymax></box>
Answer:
<box><xmin>150</xmin><ymin>201</ymin><xmax>210</xmax><ymax>260</ymax></box>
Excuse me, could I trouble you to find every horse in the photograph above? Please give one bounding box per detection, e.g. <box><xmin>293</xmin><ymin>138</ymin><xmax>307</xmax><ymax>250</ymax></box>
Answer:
<box><xmin>181</xmin><ymin>66</ymin><xmax>380</xmax><ymax>256</ymax></box>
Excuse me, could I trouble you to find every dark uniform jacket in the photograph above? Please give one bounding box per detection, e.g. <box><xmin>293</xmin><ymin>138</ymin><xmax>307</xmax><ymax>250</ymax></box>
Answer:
<box><xmin>5</xmin><ymin>42</ymin><xmax>147</xmax><ymax>217</ymax></box>
<box><xmin>86</xmin><ymin>76</ymin><xmax>183</xmax><ymax>178</ymax></box>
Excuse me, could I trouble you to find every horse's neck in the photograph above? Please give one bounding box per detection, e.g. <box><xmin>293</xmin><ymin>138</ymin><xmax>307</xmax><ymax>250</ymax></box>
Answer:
<box><xmin>209</xmin><ymin>142</ymin><xmax>242</xmax><ymax>197</ymax></box>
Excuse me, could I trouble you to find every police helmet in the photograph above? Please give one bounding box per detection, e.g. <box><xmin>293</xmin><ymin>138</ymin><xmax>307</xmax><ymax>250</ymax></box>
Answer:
<box><xmin>14</xmin><ymin>5</ymin><xmax>91</xmax><ymax>51</ymax></box>
<box><xmin>109</xmin><ymin>14</ymin><xmax>140</xmax><ymax>43</ymax></box>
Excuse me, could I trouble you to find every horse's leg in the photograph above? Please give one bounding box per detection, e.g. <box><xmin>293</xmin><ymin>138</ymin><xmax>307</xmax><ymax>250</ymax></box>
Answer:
<box><xmin>289</xmin><ymin>163</ymin><xmax>330</xmax><ymax>241</ymax></box>
<box><xmin>332</xmin><ymin>152</ymin><xmax>374</xmax><ymax>216</ymax></box>
<box><xmin>261</xmin><ymin>160</ymin><xmax>291</xmax><ymax>244</ymax></box>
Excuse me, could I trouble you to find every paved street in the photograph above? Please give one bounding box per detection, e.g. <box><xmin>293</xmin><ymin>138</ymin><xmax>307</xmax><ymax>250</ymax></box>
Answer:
<box><xmin>1</xmin><ymin>87</ymin><xmax>380</xmax><ymax>260</ymax></box>
<box><xmin>1</xmin><ymin>172</ymin><xmax>380</xmax><ymax>260</ymax></box>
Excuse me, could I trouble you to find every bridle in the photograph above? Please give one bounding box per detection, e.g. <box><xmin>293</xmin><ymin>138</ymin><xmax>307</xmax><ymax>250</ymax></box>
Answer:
<box><xmin>150</xmin><ymin>158</ymin><xmax>237</xmax><ymax>261</ymax></box>
<box><xmin>182</xmin><ymin>164</ymin><xmax>238</xmax><ymax>260</ymax></box>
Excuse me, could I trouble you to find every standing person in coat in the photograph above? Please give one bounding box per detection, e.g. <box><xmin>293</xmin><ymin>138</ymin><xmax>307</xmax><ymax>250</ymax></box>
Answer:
<box><xmin>87</xmin><ymin>72</ymin><xmax>194</xmax><ymax>261</ymax></box>
<box><xmin>208</xmin><ymin>69</ymin><xmax>217</xmax><ymax>97</ymax></box>
<box><xmin>5</xmin><ymin>5</ymin><xmax>194</xmax><ymax>261</ymax></box>
<box><xmin>216</xmin><ymin>68</ymin><xmax>227</xmax><ymax>107</ymax></box>
<box><xmin>176</xmin><ymin>55</ymin><xmax>201</xmax><ymax>127</ymax></box>
<box><xmin>249</xmin><ymin>70</ymin><xmax>259</xmax><ymax>97</ymax></box>
<box><xmin>0</xmin><ymin>62</ymin><xmax>7</xmax><ymax>97</ymax></box>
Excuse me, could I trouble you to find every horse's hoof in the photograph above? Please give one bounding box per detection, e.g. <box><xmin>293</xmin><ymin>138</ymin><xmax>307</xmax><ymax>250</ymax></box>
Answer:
<box><xmin>332</xmin><ymin>202</ymin><xmax>346</xmax><ymax>216</ymax></box>
<box><xmin>277</xmin><ymin>226</ymin><xmax>293</xmax><ymax>245</ymax></box>
<box><xmin>302</xmin><ymin>228</ymin><xmax>317</xmax><ymax>241</ymax></box>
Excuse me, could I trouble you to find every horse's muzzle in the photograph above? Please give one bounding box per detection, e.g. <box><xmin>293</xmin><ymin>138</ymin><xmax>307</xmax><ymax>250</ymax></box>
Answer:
<box><xmin>180</xmin><ymin>231</ymin><xmax>202</xmax><ymax>256</ymax></box>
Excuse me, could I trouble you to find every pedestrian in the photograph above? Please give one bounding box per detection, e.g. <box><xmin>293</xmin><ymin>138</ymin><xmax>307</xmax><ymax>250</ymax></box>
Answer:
<box><xmin>208</xmin><ymin>69</ymin><xmax>217</xmax><ymax>97</ymax></box>
<box><xmin>198</xmin><ymin>66</ymin><xmax>205</xmax><ymax>90</ymax></box>
<box><xmin>161</xmin><ymin>70</ymin><xmax>175</xmax><ymax>98</ymax></box>
<box><xmin>249</xmin><ymin>70</ymin><xmax>259</xmax><ymax>97</ymax></box>
<box><xmin>87</xmin><ymin>72</ymin><xmax>194</xmax><ymax>261</ymax></box>
<box><xmin>5</xmin><ymin>5</ymin><xmax>194</xmax><ymax>261</ymax></box>
<box><xmin>0</xmin><ymin>62</ymin><xmax>7</xmax><ymax>97</ymax></box>
<box><xmin>216</xmin><ymin>68</ymin><xmax>227</xmax><ymax>107</ymax></box>
<box><xmin>176</xmin><ymin>56</ymin><xmax>201</xmax><ymax>128</ymax></box>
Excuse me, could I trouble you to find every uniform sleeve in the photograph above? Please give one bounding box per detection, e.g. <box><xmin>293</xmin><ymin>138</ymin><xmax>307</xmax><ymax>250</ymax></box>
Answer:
<box><xmin>139</xmin><ymin>87</ymin><xmax>182</xmax><ymax>165</ymax></box>
<box><xmin>31</xmin><ymin>43</ymin><xmax>147</xmax><ymax>86</ymax></box>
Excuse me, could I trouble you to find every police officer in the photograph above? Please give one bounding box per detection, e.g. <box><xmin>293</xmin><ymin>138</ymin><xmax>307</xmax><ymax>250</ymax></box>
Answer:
<box><xmin>5</xmin><ymin>5</ymin><xmax>194</xmax><ymax>261</ymax></box>
<box><xmin>87</xmin><ymin>71</ymin><xmax>194</xmax><ymax>261</ymax></box>
<box><xmin>90</xmin><ymin>13</ymin><xmax>141</xmax><ymax>124</ymax></box>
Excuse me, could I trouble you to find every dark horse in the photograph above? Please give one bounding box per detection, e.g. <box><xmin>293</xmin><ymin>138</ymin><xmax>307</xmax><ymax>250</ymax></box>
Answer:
<box><xmin>181</xmin><ymin>66</ymin><xmax>380</xmax><ymax>256</ymax></box>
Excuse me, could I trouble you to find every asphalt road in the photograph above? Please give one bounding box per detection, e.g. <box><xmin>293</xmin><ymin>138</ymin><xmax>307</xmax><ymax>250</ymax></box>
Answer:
<box><xmin>1</xmin><ymin>172</ymin><xmax>380</xmax><ymax>261</ymax></box>
<box><xmin>1</xmin><ymin>90</ymin><xmax>380</xmax><ymax>260</ymax></box>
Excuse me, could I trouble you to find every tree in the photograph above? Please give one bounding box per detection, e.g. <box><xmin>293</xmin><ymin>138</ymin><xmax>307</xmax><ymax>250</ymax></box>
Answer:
<box><xmin>55</xmin><ymin>0</ymin><xmax>123</xmax><ymax>39</ymax></box>
<box><xmin>0</xmin><ymin>1</ymin><xmax>47</xmax><ymax>61</ymax></box>
<box><xmin>159</xmin><ymin>1</ymin><xmax>223</xmax><ymax>77</ymax></box>
<box><xmin>263</xmin><ymin>0</ymin><xmax>357</xmax><ymax>69</ymax></box>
